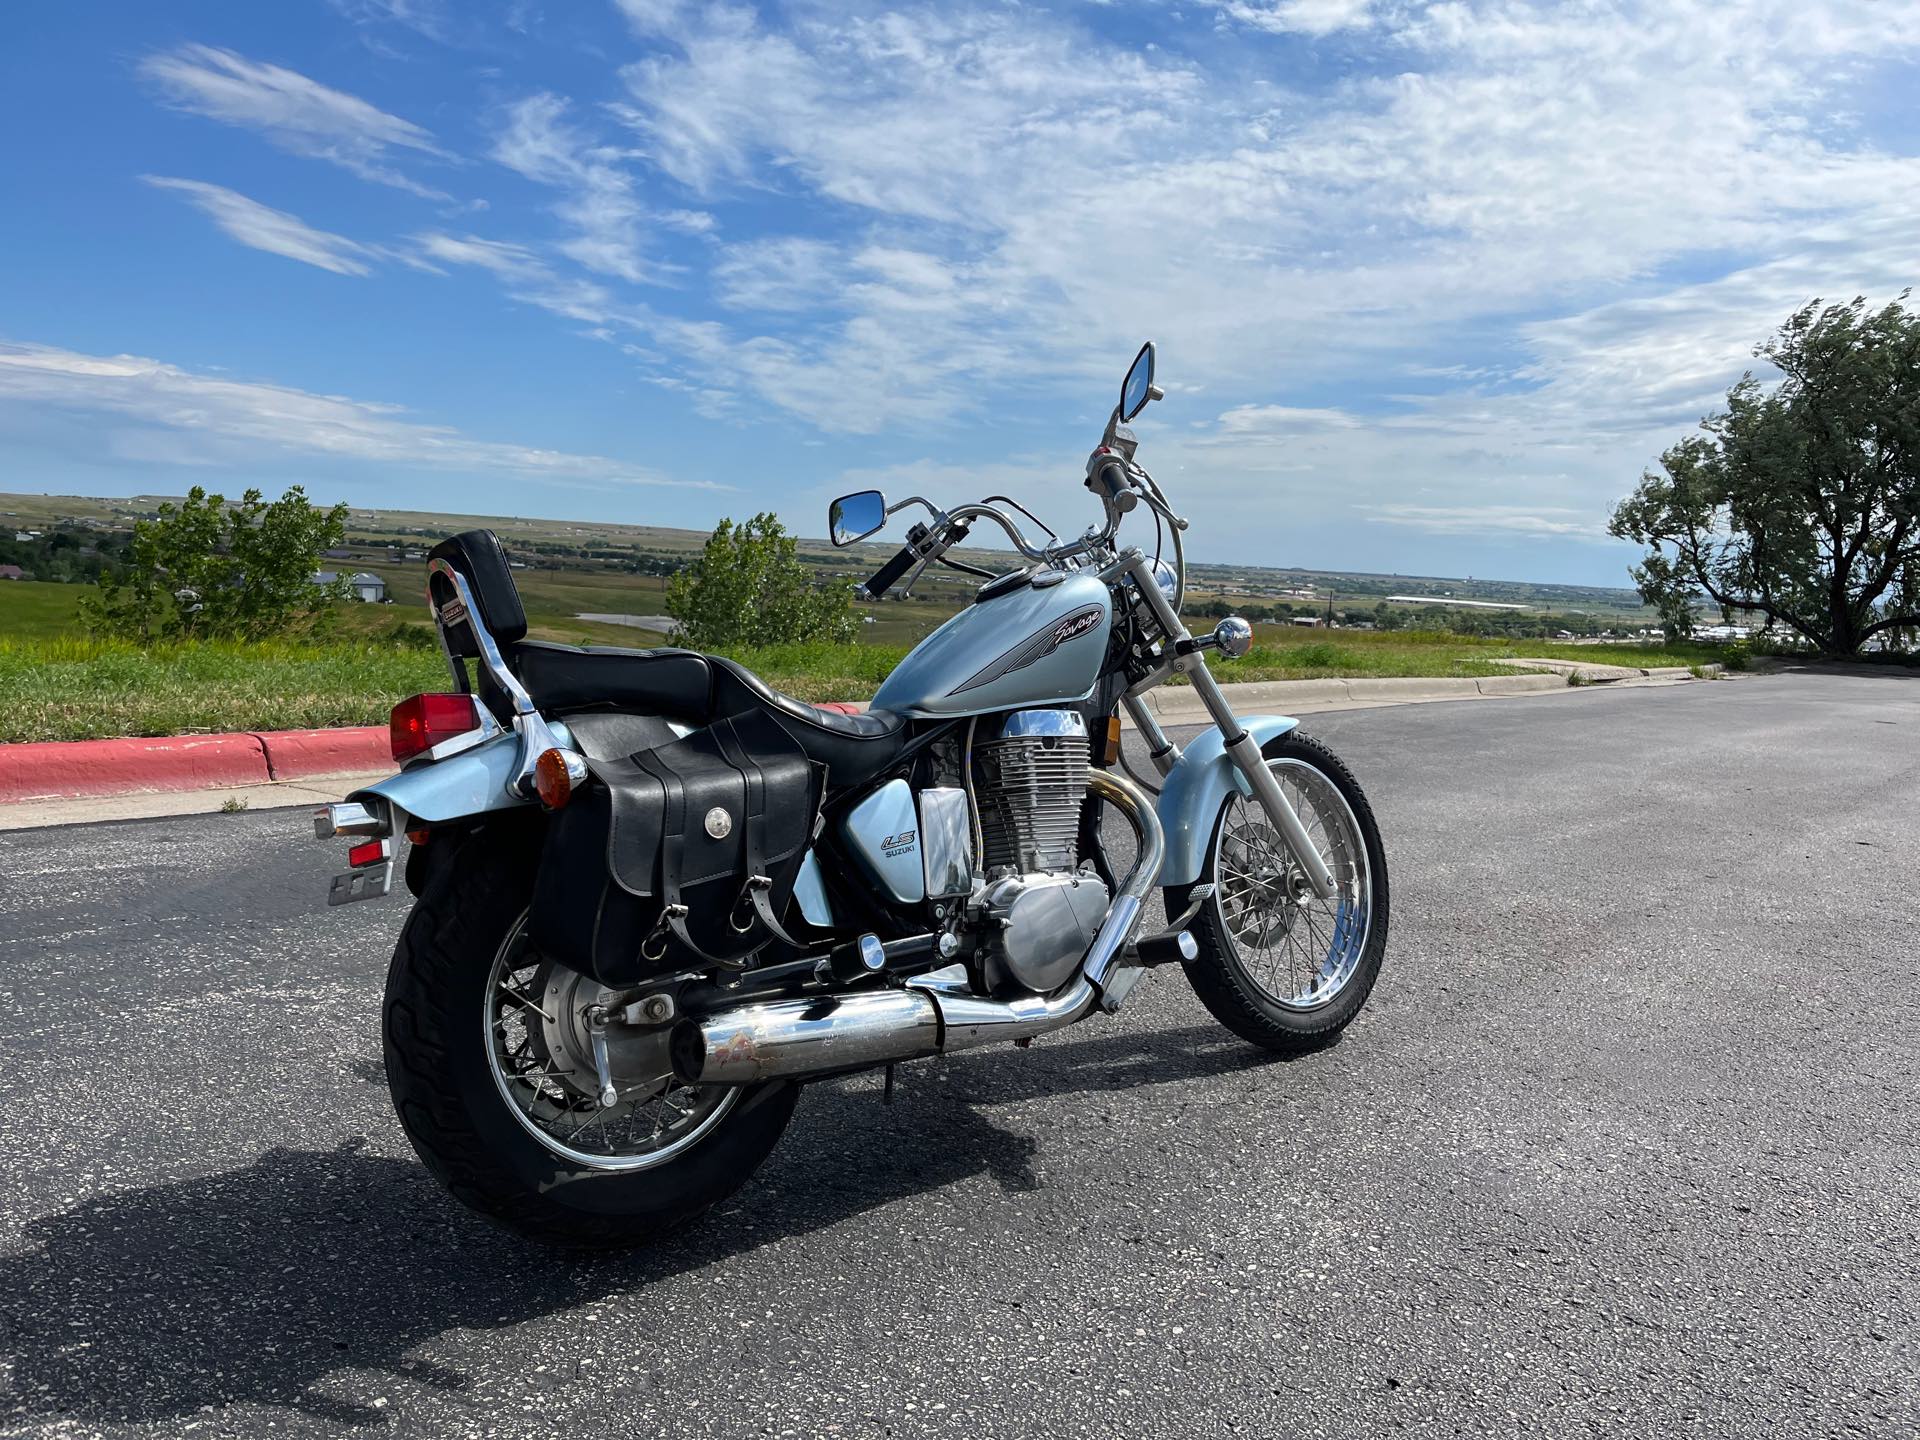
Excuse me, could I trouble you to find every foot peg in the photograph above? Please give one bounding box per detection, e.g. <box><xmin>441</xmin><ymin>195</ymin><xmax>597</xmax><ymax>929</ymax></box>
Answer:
<box><xmin>1132</xmin><ymin>930</ymin><xmax>1198</xmax><ymax>967</ymax></box>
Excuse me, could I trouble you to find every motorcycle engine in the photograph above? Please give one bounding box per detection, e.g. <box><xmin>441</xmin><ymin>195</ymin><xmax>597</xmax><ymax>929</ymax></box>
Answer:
<box><xmin>965</xmin><ymin>710</ymin><xmax>1110</xmax><ymax>994</ymax></box>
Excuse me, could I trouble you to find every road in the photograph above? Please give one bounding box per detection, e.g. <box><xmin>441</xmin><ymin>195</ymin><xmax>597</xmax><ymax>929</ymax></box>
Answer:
<box><xmin>1</xmin><ymin>669</ymin><xmax>1916</xmax><ymax>1438</ymax></box>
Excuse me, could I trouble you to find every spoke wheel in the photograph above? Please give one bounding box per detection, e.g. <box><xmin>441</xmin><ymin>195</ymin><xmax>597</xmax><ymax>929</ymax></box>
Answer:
<box><xmin>486</xmin><ymin>914</ymin><xmax>740</xmax><ymax>1172</ymax></box>
<box><xmin>1212</xmin><ymin>759</ymin><xmax>1371</xmax><ymax>1012</ymax></box>
<box><xmin>384</xmin><ymin>827</ymin><xmax>799</xmax><ymax>1247</ymax></box>
<box><xmin>1172</xmin><ymin>731</ymin><xmax>1389</xmax><ymax>1054</ymax></box>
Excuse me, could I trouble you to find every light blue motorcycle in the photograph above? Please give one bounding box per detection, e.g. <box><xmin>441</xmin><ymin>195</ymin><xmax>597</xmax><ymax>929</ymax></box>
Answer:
<box><xmin>316</xmin><ymin>343</ymin><xmax>1389</xmax><ymax>1247</ymax></box>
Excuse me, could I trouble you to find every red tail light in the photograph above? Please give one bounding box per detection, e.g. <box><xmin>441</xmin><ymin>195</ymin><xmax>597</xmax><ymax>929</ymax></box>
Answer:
<box><xmin>390</xmin><ymin>693</ymin><xmax>480</xmax><ymax>763</ymax></box>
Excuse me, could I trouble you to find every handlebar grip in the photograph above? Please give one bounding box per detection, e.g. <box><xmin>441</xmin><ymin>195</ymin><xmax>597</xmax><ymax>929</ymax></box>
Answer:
<box><xmin>865</xmin><ymin>544</ymin><xmax>920</xmax><ymax>597</ymax></box>
<box><xmin>1091</xmin><ymin>459</ymin><xmax>1129</xmax><ymax>498</ymax></box>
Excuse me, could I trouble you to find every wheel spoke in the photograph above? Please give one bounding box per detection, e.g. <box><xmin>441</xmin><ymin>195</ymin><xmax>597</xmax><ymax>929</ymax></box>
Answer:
<box><xmin>1210</xmin><ymin>756</ymin><xmax>1371</xmax><ymax>1013</ymax></box>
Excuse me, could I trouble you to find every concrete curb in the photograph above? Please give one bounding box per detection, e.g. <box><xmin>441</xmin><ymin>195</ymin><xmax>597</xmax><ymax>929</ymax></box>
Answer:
<box><xmin>0</xmin><ymin>665</ymin><xmax>1723</xmax><ymax>812</ymax></box>
<box><xmin>256</xmin><ymin>726</ymin><xmax>388</xmax><ymax>782</ymax></box>
<box><xmin>0</xmin><ymin>733</ymin><xmax>273</xmax><ymax>804</ymax></box>
<box><xmin>0</xmin><ymin>726</ymin><xmax>389</xmax><ymax>804</ymax></box>
<box><xmin>1134</xmin><ymin>672</ymin><xmax>1565</xmax><ymax>724</ymax></box>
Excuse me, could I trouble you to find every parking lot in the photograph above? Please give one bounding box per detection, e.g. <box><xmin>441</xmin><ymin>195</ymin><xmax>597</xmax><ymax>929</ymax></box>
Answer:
<box><xmin>1</xmin><ymin>669</ymin><xmax>1915</xmax><ymax>1438</ymax></box>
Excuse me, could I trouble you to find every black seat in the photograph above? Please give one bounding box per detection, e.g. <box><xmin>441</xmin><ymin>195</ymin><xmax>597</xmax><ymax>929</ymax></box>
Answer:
<box><xmin>510</xmin><ymin>641</ymin><xmax>908</xmax><ymax>790</ymax></box>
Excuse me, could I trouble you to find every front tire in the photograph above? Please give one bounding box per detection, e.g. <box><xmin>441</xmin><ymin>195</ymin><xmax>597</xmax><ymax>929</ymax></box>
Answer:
<box><xmin>1169</xmin><ymin>731</ymin><xmax>1389</xmax><ymax>1054</ymax></box>
<box><xmin>383</xmin><ymin>826</ymin><xmax>798</xmax><ymax>1248</ymax></box>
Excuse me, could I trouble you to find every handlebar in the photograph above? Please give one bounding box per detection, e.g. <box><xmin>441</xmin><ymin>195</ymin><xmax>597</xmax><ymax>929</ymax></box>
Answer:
<box><xmin>865</xmin><ymin>455</ymin><xmax>1183</xmax><ymax>598</ymax></box>
<box><xmin>863</xmin><ymin>543</ymin><xmax>921</xmax><ymax>598</ymax></box>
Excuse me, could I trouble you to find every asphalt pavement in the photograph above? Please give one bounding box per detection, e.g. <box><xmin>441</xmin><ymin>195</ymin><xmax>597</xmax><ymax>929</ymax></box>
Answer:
<box><xmin>0</xmin><ymin>669</ymin><xmax>1916</xmax><ymax>1438</ymax></box>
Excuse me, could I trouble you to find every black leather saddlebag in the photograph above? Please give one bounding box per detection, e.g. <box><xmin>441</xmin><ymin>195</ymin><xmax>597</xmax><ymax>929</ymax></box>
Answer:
<box><xmin>529</xmin><ymin>709</ymin><xmax>824</xmax><ymax>986</ymax></box>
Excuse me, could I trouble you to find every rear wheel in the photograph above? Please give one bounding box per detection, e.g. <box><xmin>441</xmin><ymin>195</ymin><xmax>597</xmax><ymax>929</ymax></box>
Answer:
<box><xmin>383</xmin><ymin>828</ymin><xmax>797</xmax><ymax>1248</ymax></box>
<box><xmin>1170</xmin><ymin>731</ymin><xmax>1389</xmax><ymax>1053</ymax></box>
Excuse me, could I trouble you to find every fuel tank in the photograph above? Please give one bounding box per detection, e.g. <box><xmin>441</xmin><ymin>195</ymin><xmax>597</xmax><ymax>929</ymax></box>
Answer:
<box><xmin>870</xmin><ymin>570</ymin><xmax>1112</xmax><ymax>718</ymax></box>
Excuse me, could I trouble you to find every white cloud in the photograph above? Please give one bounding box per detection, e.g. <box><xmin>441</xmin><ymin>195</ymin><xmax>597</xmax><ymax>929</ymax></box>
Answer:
<box><xmin>490</xmin><ymin>94</ymin><xmax>658</xmax><ymax>283</ymax></box>
<box><xmin>0</xmin><ymin>340</ymin><xmax>719</xmax><ymax>489</ymax></box>
<box><xmin>144</xmin><ymin>177</ymin><xmax>375</xmax><ymax>277</ymax></box>
<box><xmin>411</xmin><ymin>231</ymin><xmax>620</xmax><ymax>324</ymax></box>
<box><xmin>1207</xmin><ymin>0</ymin><xmax>1377</xmax><ymax>36</ymax></box>
<box><xmin>602</xmin><ymin>0</ymin><xmax>1920</xmax><ymax>433</ymax></box>
<box><xmin>139</xmin><ymin>43</ymin><xmax>450</xmax><ymax>199</ymax></box>
<box><xmin>1361</xmin><ymin>505</ymin><xmax>1611</xmax><ymax>539</ymax></box>
<box><xmin>327</xmin><ymin>0</ymin><xmax>454</xmax><ymax>43</ymax></box>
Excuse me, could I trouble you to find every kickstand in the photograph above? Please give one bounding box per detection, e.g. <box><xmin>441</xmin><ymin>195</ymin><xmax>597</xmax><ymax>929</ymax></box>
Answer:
<box><xmin>883</xmin><ymin>1063</ymin><xmax>896</xmax><ymax>1106</ymax></box>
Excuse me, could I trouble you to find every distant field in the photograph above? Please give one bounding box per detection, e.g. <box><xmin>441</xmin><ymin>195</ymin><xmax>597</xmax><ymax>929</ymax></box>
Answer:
<box><xmin>0</xmin><ymin>581</ymin><xmax>84</xmax><ymax>639</ymax></box>
<box><xmin>0</xmin><ymin>490</ymin><xmax>1702</xmax><ymax>742</ymax></box>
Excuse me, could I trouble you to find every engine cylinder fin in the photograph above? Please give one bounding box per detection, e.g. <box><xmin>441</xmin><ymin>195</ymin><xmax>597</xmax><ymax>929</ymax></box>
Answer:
<box><xmin>973</xmin><ymin>731</ymin><xmax>1089</xmax><ymax>874</ymax></box>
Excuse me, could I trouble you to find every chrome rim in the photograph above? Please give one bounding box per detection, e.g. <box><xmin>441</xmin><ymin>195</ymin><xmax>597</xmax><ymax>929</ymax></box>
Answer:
<box><xmin>1210</xmin><ymin>757</ymin><xmax>1372</xmax><ymax>1012</ymax></box>
<box><xmin>484</xmin><ymin>913</ymin><xmax>739</xmax><ymax>1171</ymax></box>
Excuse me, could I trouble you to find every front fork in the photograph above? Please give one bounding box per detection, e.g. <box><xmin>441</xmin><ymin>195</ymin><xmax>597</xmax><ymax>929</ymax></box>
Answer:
<box><xmin>1115</xmin><ymin>552</ymin><xmax>1339</xmax><ymax>901</ymax></box>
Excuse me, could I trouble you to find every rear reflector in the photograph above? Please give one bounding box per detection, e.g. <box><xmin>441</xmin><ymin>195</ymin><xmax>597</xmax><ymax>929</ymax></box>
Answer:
<box><xmin>348</xmin><ymin>837</ymin><xmax>390</xmax><ymax>868</ymax></box>
<box><xmin>390</xmin><ymin>693</ymin><xmax>480</xmax><ymax>764</ymax></box>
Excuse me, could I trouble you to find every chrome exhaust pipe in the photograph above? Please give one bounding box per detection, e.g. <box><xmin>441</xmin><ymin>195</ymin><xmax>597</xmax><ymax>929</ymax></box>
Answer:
<box><xmin>670</xmin><ymin>768</ymin><xmax>1167</xmax><ymax>1088</ymax></box>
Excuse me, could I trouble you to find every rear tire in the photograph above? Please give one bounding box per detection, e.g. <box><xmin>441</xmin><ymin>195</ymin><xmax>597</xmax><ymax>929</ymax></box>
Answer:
<box><xmin>1169</xmin><ymin>731</ymin><xmax>1389</xmax><ymax>1054</ymax></box>
<box><xmin>383</xmin><ymin>826</ymin><xmax>798</xmax><ymax>1248</ymax></box>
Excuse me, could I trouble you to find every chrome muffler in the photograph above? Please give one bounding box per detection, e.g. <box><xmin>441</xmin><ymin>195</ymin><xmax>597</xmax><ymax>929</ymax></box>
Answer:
<box><xmin>669</xmin><ymin>768</ymin><xmax>1164</xmax><ymax>1087</ymax></box>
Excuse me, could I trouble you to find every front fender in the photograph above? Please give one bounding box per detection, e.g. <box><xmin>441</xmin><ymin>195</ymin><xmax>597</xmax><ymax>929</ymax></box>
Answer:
<box><xmin>1154</xmin><ymin>714</ymin><xmax>1300</xmax><ymax>888</ymax></box>
<box><xmin>347</xmin><ymin>725</ymin><xmax>560</xmax><ymax>824</ymax></box>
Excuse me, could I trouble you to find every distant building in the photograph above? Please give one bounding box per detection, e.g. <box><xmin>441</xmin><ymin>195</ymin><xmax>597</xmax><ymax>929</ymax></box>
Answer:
<box><xmin>314</xmin><ymin>570</ymin><xmax>388</xmax><ymax>602</ymax></box>
<box><xmin>14</xmin><ymin>531</ymin><xmax>39</xmax><ymax>542</ymax></box>
<box><xmin>0</xmin><ymin>564</ymin><xmax>23</xmax><ymax>581</ymax></box>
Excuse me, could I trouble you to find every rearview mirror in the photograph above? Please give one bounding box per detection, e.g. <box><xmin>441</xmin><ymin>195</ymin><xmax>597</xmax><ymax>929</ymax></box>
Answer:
<box><xmin>1121</xmin><ymin>341</ymin><xmax>1157</xmax><ymax>421</ymax></box>
<box><xmin>829</xmin><ymin>490</ymin><xmax>887</xmax><ymax>547</ymax></box>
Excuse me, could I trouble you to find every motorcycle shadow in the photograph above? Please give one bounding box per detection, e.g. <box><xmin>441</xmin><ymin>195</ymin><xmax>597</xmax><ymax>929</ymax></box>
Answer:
<box><xmin>0</xmin><ymin>1022</ymin><xmax>1282</xmax><ymax>1430</ymax></box>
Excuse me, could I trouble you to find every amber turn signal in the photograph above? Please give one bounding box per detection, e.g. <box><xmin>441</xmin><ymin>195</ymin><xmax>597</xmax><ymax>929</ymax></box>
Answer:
<box><xmin>1103</xmin><ymin>713</ymin><xmax>1123</xmax><ymax>767</ymax></box>
<box><xmin>535</xmin><ymin>747</ymin><xmax>582</xmax><ymax>810</ymax></box>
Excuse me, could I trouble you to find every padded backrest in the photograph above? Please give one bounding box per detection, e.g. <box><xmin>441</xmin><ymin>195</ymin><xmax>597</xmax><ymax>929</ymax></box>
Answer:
<box><xmin>428</xmin><ymin>529</ymin><xmax>527</xmax><ymax>654</ymax></box>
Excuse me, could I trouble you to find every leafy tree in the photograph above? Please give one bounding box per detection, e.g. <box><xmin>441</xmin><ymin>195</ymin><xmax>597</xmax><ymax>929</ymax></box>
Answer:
<box><xmin>81</xmin><ymin>486</ymin><xmax>350</xmax><ymax>643</ymax></box>
<box><xmin>665</xmin><ymin>512</ymin><xmax>856</xmax><ymax>649</ymax></box>
<box><xmin>1610</xmin><ymin>296</ymin><xmax>1920</xmax><ymax>654</ymax></box>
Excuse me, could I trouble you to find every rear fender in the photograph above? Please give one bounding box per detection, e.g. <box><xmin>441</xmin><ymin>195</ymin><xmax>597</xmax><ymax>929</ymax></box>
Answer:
<box><xmin>347</xmin><ymin>724</ymin><xmax>572</xmax><ymax>825</ymax></box>
<box><xmin>1154</xmin><ymin>715</ymin><xmax>1300</xmax><ymax>889</ymax></box>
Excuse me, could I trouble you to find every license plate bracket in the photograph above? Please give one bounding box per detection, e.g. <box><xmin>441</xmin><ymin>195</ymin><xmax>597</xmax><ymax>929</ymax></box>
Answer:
<box><xmin>327</xmin><ymin>860</ymin><xmax>394</xmax><ymax>906</ymax></box>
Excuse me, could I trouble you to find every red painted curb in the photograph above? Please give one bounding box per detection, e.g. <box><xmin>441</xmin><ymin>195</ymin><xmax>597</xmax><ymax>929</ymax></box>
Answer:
<box><xmin>1</xmin><ymin>705</ymin><xmax>876</xmax><ymax>805</ymax></box>
<box><xmin>257</xmin><ymin>726</ymin><xmax>389</xmax><ymax>782</ymax></box>
<box><xmin>0</xmin><ymin>733</ymin><xmax>271</xmax><ymax>804</ymax></box>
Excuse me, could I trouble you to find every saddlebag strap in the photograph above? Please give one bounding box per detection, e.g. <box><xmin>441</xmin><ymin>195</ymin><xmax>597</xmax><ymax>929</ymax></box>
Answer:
<box><xmin>711</xmin><ymin>719</ymin><xmax>806</xmax><ymax>949</ymax></box>
<box><xmin>627</xmin><ymin>747</ymin><xmax>736</xmax><ymax>966</ymax></box>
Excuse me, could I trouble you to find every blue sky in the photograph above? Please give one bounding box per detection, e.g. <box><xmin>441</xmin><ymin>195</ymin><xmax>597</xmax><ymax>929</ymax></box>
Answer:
<box><xmin>2</xmin><ymin>0</ymin><xmax>1916</xmax><ymax>586</ymax></box>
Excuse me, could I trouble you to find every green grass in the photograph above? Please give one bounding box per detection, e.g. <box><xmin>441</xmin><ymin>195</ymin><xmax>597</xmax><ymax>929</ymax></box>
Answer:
<box><xmin>0</xmin><ymin>626</ymin><xmax>1734</xmax><ymax>743</ymax></box>
<box><xmin>0</xmin><ymin>581</ymin><xmax>86</xmax><ymax>639</ymax></box>
<box><xmin>0</xmin><ymin>638</ymin><xmax>448</xmax><ymax>743</ymax></box>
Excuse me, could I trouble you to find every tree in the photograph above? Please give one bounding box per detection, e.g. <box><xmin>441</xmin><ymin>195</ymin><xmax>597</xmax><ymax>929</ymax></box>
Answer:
<box><xmin>1610</xmin><ymin>295</ymin><xmax>1920</xmax><ymax>654</ymax></box>
<box><xmin>82</xmin><ymin>486</ymin><xmax>349</xmax><ymax>643</ymax></box>
<box><xmin>665</xmin><ymin>513</ymin><xmax>856</xmax><ymax>649</ymax></box>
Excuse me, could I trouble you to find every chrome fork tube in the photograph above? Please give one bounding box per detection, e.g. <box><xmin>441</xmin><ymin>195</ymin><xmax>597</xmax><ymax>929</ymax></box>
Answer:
<box><xmin>1116</xmin><ymin>550</ymin><xmax>1338</xmax><ymax>901</ymax></box>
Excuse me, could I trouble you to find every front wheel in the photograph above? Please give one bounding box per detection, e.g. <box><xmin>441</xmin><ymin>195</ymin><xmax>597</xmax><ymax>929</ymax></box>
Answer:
<box><xmin>383</xmin><ymin>826</ymin><xmax>798</xmax><ymax>1248</ymax></box>
<box><xmin>1169</xmin><ymin>731</ymin><xmax>1389</xmax><ymax>1053</ymax></box>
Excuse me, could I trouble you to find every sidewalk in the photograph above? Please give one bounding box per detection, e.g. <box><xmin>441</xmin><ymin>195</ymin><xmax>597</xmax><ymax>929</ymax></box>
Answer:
<box><xmin>0</xmin><ymin>666</ymin><xmax>1725</xmax><ymax>830</ymax></box>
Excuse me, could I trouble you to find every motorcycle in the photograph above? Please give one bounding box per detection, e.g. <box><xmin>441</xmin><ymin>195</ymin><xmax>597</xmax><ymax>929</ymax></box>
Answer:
<box><xmin>316</xmin><ymin>343</ymin><xmax>1389</xmax><ymax>1247</ymax></box>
